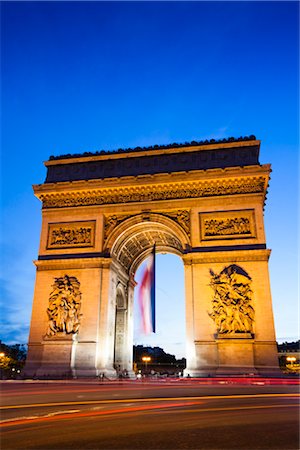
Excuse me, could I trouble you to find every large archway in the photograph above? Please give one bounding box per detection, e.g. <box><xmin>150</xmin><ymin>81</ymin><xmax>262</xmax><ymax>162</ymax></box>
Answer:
<box><xmin>25</xmin><ymin>138</ymin><xmax>280</xmax><ymax>377</ymax></box>
<box><xmin>103</xmin><ymin>213</ymin><xmax>190</xmax><ymax>378</ymax></box>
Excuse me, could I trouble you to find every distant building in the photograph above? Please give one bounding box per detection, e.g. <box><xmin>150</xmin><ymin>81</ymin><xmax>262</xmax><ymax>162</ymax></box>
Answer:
<box><xmin>133</xmin><ymin>345</ymin><xmax>186</xmax><ymax>376</ymax></box>
<box><xmin>277</xmin><ymin>341</ymin><xmax>300</xmax><ymax>372</ymax></box>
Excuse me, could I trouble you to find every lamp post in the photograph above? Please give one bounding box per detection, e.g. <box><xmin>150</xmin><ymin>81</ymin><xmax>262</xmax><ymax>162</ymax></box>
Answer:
<box><xmin>142</xmin><ymin>356</ymin><xmax>151</xmax><ymax>376</ymax></box>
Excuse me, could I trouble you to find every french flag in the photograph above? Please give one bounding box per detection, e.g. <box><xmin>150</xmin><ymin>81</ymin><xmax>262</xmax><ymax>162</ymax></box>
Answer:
<box><xmin>138</xmin><ymin>245</ymin><xmax>156</xmax><ymax>334</ymax></box>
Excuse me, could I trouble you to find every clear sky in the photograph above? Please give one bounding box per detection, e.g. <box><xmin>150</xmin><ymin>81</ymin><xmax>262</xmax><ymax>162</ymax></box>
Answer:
<box><xmin>1</xmin><ymin>1</ymin><xmax>299</xmax><ymax>358</ymax></box>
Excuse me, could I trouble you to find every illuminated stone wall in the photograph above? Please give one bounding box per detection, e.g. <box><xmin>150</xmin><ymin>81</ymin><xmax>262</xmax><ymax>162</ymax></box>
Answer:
<box><xmin>25</xmin><ymin>138</ymin><xmax>280</xmax><ymax>377</ymax></box>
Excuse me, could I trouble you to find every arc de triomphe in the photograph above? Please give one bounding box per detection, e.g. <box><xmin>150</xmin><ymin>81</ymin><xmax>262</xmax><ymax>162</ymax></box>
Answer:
<box><xmin>25</xmin><ymin>136</ymin><xmax>279</xmax><ymax>377</ymax></box>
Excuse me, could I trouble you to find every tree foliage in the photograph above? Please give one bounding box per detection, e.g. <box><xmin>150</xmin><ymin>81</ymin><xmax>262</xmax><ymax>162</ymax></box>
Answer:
<box><xmin>0</xmin><ymin>341</ymin><xmax>27</xmax><ymax>378</ymax></box>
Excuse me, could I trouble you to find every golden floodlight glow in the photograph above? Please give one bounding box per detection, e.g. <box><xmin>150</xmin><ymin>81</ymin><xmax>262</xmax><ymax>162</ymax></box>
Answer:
<box><xmin>142</xmin><ymin>356</ymin><xmax>151</xmax><ymax>362</ymax></box>
<box><xmin>286</xmin><ymin>356</ymin><xmax>296</xmax><ymax>363</ymax></box>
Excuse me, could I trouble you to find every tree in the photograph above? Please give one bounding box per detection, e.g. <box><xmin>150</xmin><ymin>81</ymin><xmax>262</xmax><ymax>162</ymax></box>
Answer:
<box><xmin>0</xmin><ymin>341</ymin><xmax>27</xmax><ymax>378</ymax></box>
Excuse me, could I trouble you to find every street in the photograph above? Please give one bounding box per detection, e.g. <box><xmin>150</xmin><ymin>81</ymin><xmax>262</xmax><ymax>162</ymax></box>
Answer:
<box><xmin>1</xmin><ymin>379</ymin><xmax>299</xmax><ymax>450</ymax></box>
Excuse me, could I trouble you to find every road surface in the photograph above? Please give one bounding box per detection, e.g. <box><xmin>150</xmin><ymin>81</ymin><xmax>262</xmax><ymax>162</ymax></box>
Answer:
<box><xmin>1</xmin><ymin>379</ymin><xmax>299</xmax><ymax>449</ymax></box>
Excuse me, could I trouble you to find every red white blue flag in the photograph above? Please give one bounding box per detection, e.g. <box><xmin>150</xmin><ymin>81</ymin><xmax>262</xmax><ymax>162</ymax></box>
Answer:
<box><xmin>138</xmin><ymin>245</ymin><xmax>156</xmax><ymax>334</ymax></box>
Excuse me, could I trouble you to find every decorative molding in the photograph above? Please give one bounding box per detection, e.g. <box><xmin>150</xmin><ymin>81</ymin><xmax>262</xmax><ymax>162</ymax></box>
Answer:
<box><xmin>40</xmin><ymin>176</ymin><xmax>266</xmax><ymax>209</ymax></box>
<box><xmin>187</xmin><ymin>244</ymin><xmax>266</xmax><ymax>253</ymax></box>
<box><xmin>217</xmin><ymin>333</ymin><xmax>253</xmax><ymax>340</ymax></box>
<box><xmin>34</xmin><ymin>257</ymin><xmax>112</xmax><ymax>271</ymax></box>
<box><xmin>182</xmin><ymin>249</ymin><xmax>271</xmax><ymax>265</ymax></box>
<box><xmin>47</xmin><ymin>221</ymin><xmax>95</xmax><ymax>249</ymax></box>
<box><xmin>199</xmin><ymin>210</ymin><xmax>256</xmax><ymax>241</ymax></box>
<box><xmin>38</xmin><ymin>252</ymin><xmax>109</xmax><ymax>260</ymax></box>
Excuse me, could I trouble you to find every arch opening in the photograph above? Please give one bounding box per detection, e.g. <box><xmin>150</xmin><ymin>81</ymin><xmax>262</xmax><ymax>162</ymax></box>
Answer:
<box><xmin>109</xmin><ymin>216</ymin><xmax>188</xmax><ymax>378</ymax></box>
<box><xmin>133</xmin><ymin>252</ymin><xmax>186</xmax><ymax>377</ymax></box>
<box><xmin>108</xmin><ymin>214</ymin><xmax>190</xmax><ymax>276</ymax></box>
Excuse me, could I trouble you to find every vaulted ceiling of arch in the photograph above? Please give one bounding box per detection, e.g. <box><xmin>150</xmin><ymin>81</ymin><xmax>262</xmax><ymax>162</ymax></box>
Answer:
<box><xmin>112</xmin><ymin>227</ymin><xmax>183</xmax><ymax>273</ymax></box>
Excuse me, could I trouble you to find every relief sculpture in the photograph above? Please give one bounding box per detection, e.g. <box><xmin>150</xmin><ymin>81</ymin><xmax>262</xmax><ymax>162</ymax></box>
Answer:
<box><xmin>46</xmin><ymin>275</ymin><xmax>82</xmax><ymax>336</ymax></box>
<box><xmin>47</xmin><ymin>221</ymin><xmax>95</xmax><ymax>249</ymax></box>
<box><xmin>208</xmin><ymin>265</ymin><xmax>254</xmax><ymax>334</ymax></box>
<box><xmin>104</xmin><ymin>214</ymin><xmax>133</xmax><ymax>240</ymax></box>
<box><xmin>162</xmin><ymin>210</ymin><xmax>190</xmax><ymax>236</ymax></box>
<box><xmin>200</xmin><ymin>210</ymin><xmax>255</xmax><ymax>240</ymax></box>
<box><xmin>50</xmin><ymin>227</ymin><xmax>91</xmax><ymax>245</ymax></box>
<box><xmin>204</xmin><ymin>217</ymin><xmax>251</xmax><ymax>236</ymax></box>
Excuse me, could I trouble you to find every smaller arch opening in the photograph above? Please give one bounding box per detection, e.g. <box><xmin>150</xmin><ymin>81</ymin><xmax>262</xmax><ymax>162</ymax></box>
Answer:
<box><xmin>113</xmin><ymin>287</ymin><xmax>128</xmax><ymax>375</ymax></box>
<box><xmin>116</xmin><ymin>289</ymin><xmax>126</xmax><ymax>309</ymax></box>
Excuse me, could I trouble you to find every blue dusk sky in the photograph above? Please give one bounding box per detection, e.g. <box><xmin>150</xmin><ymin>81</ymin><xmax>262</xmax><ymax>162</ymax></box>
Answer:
<box><xmin>1</xmin><ymin>1</ymin><xmax>299</xmax><ymax>358</ymax></box>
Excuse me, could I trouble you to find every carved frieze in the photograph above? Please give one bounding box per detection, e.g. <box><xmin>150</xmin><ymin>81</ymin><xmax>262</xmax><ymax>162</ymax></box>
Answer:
<box><xmin>46</xmin><ymin>275</ymin><xmax>82</xmax><ymax>337</ymax></box>
<box><xmin>47</xmin><ymin>221</ymin><xmax>95</xmax><ymax>249</ymax></box>
<box><xmin>40</xmin><ymin>177</ymin><xmax>266</xmax><ymax>209</ymax></box>
<box><xmin>208</xmin><ymin>265</ymin><xmax>254</xmax><ymax>335</ymax></box>
<box><xmin>200</xmin><ymin>210</ymin><xmax>256</xmax><ymax>241</ymax></box>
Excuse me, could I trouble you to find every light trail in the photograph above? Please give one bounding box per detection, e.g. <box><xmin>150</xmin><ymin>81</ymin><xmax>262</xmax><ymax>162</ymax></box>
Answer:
<box><xmin>1</xmin><ymin>402</ymin><xmax>298</xmax><ymax>429</ymax></box>
<box><xmin>1</xmin><ymin>393</ymin><xmax>299</xmax><ymax>410</ymax></box>
<box><xmin>154</xmin><ymin>404</ymin><xmax>299</xmax><ymax>415</ymax></box>
<box><xmin>0</xmin><ymin>401</ymin><xmax>200</xmax><ymax>427</ymax></box>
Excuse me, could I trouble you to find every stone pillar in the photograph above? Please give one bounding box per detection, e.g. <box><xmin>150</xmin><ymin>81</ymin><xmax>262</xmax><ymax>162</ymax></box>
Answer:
<box><xmin>124</xmin><ymin>278</ymin><xmax>136</xmax><ymax>378</ymax></box>
<box><xmin>183</xmin><ymin>250</ymin><xmax>279</xmax><ymax>376</ymax></box>
<box><xmin>94</xmin><ymin>262</ymin><xmax>117</xmax><ymax>379</ymax></box>
<box><xmin>183</xmin><ymin>256</ymin><xmax>218</xmax><ymax>377</ymax></box>
<box><xmin>25</xmin><ymin>266</ymin><xmax>80</xmax><ymax>378</ymax></box>
<box><xmin>25</xmin><ymin>258</ymin><xmax>111</xmax><ymax>378</ymax></box>
<box><xmin>251</xmin><ymin>258</ymin><xmax>281</xmax><ymax>374</ymax></box>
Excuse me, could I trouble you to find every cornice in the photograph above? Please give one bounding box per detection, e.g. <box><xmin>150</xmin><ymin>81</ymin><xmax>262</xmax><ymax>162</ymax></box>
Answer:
<box><xmin>34</xmin><ymin>164</ymin><xmax>270</xmax><ymax>195</ymax></box>
<box><xmin>36</xmin><ymin>174</ymin><xmax>268</xmax><ymax>209</ymax></box>
<box><xmin>33</xmin><ymin>166</ymin><xmax>270</xmax><ymax>209</ymax></box>
<box><xmin>182</xmin><ymin>249</ymin><xmax>271</xmax><ymax>264</ymax></box>
<box><xmin>34</xmin><ymin>257</ymin><xmax>112</xmax><ymax>270</ymax></box>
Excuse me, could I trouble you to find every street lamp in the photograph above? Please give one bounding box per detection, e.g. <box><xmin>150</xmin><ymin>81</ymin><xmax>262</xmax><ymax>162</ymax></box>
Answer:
<box><xmin>142</xmin><ymin>356</ymin><xmax>151</xmax><ymax>375</ymax></box>
<box><xmin>286</xmin><ymin>356</ymin><xmax>296</xmax><ymax>367</ymax></box>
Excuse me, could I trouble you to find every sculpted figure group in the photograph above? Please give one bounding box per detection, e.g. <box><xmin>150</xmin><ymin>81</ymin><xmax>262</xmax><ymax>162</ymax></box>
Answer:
<box><xmin>209</xmin><ymin>265</ymin><xmax>254</xmax><ymax>334</ymax></box>
<box><xmin>204</xmin><ymin>217</ymin><xmax>251</xmax><ymax>237</ymax></box>
<box><xmin>46</xmin><ymin>275</ymin><xmax>82</xmax><ymax>336</ymax></box>
<box><xmin>49</xmin><ymin>226</ymin><xmax>92</xmax><ymax>246</ymax></box>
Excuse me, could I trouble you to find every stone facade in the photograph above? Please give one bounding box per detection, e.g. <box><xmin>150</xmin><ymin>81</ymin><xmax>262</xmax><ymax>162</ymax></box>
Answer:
<box><xmin>25</xmin><ymin>138</ymin><xmax>280</xmax><ymax>377</ymax></box>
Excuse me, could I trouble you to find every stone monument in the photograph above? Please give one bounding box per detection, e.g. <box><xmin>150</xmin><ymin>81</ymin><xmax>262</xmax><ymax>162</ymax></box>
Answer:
<box><xmin>25</xmin><ymin>136</ymin><xmax>280</xmax><ymax>377</ymax></box>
